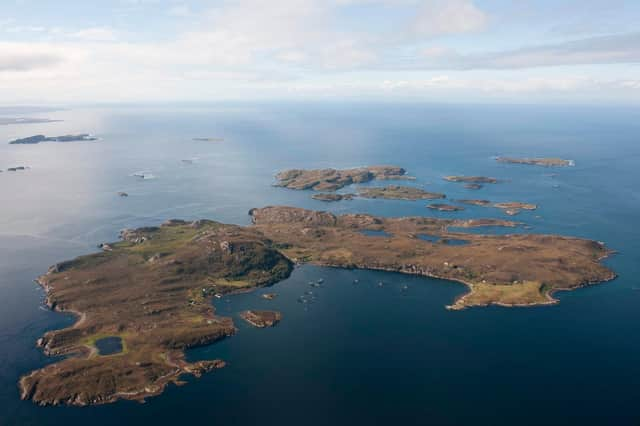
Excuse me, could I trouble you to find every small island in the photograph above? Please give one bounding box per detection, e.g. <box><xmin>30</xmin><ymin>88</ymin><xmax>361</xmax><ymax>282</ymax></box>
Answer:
<box><xmin>275</xmin><ymin>166</ymin><xmax>408</xmax><ymax>191</ymax></box>
<box><xmin>193</xmin><ymin>137</ymin><xmax>224</xmax><ymax>142</ymax></box>
<box><xmin>240</xmin><ymin>310</ymin><xmax>282</xmax><ymax>328</ymax></box>
<box><xmin>464</xmin><ymin>183</ymin><xmax>483</xmax><ymax>190</ymax></box>
<box><xmin>427</xmin><ymin>204</ymin><xmax>464</xmax><ymax>212</ymax></box>
<box><xmin>9</xmin><ymin>134</ymin><xmax>97</xmax><ymax>145</ymax></box>
<box><xmin>456</xmin><ymin>199</ymin><xmax>536</xmax><ymax>216</ymax></box>
<box><xmin>457</xmin><ymin>199</ymin><xmax>491</xmax><ymax>207</ymax></box>
<box><xmin>21</xmin><ymin>206</ymin><xmax>615</xmax><ymax>407</ymax></box>
<box><xmin>444</xmin><ymin>176</ymin><xmax>498</xmax><ymax>184</ymax></box>
<box><xmin>496</xmin><ymin>157</ymin><xmax>574</xmax><ymax>167</ymax></box>
<box><xmin>312</xmin><ymin>193</ymin><xmax>355</xmax><ymax>202</ymax></box>
<box><xmin>494</xmin><ymin>202</ymin><xmax>537</xmax><ymax>216</ymax></box>
<box><xmin>358</xmin><ymin>185</ymin><xmax>445</xmax><ymax>200</ymax></box>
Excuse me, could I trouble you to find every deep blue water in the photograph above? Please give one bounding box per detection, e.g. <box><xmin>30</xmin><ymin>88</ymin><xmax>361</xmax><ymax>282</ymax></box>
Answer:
<box><xmin>0</xmin><ymin>103</ymin><xmax>639</xmax><ymax>425</ymax></box>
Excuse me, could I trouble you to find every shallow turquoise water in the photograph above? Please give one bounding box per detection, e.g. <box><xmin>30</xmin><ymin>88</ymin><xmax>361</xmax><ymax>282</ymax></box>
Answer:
<box><xmin>0</xmin><ymin>103</ymin><xmax>639</xmax><ymax>425</ymax></box>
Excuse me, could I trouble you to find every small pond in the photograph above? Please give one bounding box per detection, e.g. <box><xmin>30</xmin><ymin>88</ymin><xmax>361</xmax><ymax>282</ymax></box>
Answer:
<box><xmin>360</xmin><ymin>230</ymin><xmax>392</xmax><ymax>237</ymax></box>
<box><xmin>418</xmin><ymin>234</ymin><xmax>469</xmax><ymax>246</ymax></box>
<box><xmin>95</xmin><ymin>336</ymin><xmax>123</xmax><ymax>355</ymax></box>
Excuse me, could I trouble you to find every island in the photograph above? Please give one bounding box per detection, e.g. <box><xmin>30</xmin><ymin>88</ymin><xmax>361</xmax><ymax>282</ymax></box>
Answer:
<box><xmin>358</xmin><ymin>185</ymin><xmax>445</xmax><ymax>200</ymax></box>
<box><xmin>444</xmin><ymin>176</ymin><xmax>498</xmax><ymax>184</ymax></box>
<box><xmin>455</xmin><ymin>199</ymin><xmax>536</xmax><ymax>215</ymax></box>
<box><xmin>493</xmin><ymin>202</ymin><xmax>537</xmax><ymax>216</ymax></box>
<box><xmin>427</xmin><ymin>204</ymin><xmax>464</xmax><ymax>212</ymax></box>
<box><xmin>312</xmin><ymin>193</ymin><xmax>355</xmax><ymax>202</ymax></box>
<box><xmin>275</xmin><ymin>166</ymin><xmax>408</xmax><ymax>191</ymax></box>
<box><xmin>239</xmin><ymin>310</ymin><xmax>282</xmax><ymax>328</ymax></box>
<box><xmin>457</xmin><ymin>199</ymin><xmax>492</xmax><ymax>207</ymax></box>
<box><xmin>193</xmin><ymin>137</ymin><xmax>224</xmax><ymax>142</ymax></box>
<box><xmin>21</xmin><ymin>207</ymin><xmax>615</xmax><ymax>407</ymax></box>
<box><xmin>9</xmin><ymin>134</ymin><xmax>97</xmax><ymax>145</ymax></box>
<box><xmin>464</xmin><ymin>183</ymin><xmax>483</xmax><ymax>190</ymax></box>
<box><xmin>496</xmin><ymin>157</ymin><xmax>574</xmax><ymax>167</ymax></box>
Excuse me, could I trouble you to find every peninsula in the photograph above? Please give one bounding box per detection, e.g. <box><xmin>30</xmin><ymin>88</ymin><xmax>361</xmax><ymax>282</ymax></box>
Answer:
<box><xmin>22</xmin><ymin>207</ymin><xmax>615</xmax><ymax>407</ymax></box>
<box><xmin>496</xmin><ymin>157</ymin><xmax>574</xmax><ymax>167</ymax></box>
<box><xmin>240</xmin><ymin>310</ymin><xmax>282</xmax><ymax>328</ymax></box>
<box><xmin>249</xmin><ymin>207</ymin><xmax>614</xmax><ymax>311</ymax></box>
<box><xmin>275</xmin><ymin>166</ymin><xmax>407</xmax><ymax>191</ymax></box>
<box><xmin>21</xmin><ymin>219</ymin><xmax>293</xmax><ymax>407</ymax></box>
<box><xmin>9</xmin><ymin>134</ymin><xmax>97</xmax><ymax>144</ymax></box>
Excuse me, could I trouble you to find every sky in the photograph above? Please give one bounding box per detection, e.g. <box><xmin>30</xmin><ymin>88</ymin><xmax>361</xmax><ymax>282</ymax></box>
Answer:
<box><xmin>1</xmin><ymin>0</ymin><xmax>639</xmax><ymax>104</ymax></box>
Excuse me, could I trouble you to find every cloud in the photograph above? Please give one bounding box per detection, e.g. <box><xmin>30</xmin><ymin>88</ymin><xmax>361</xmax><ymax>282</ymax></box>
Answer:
<box><xmin>380</xmin><ymin>76</ymin><xmax>595</xmax><ymax>93</ymax></box>
<box><xmin>411</xmin><ymin>0</ymin><xmax>487</xmax><ymax>37</ymax></box>
<box><xmin>0</xmin><ymin>51</ymin><xmax>62</xmax><ymax>71</ymax></box>
<box><xmin>418</xmin><ymin>32</ymin><xmax>640</xmax><ymax>70</ymax></box>
<box><xmin>0</xmin><ymin>0</ymin><xmax>638</xmax><ymax>103</ymax></box>
<box><xmin>69</xmin><ymin>27</ymin><xmax>118</xmax><ymax>42</ymax></box>
<box><xmin>167</xmin><ymin>4</ymin><xmax>193</xmax><ymax>18</ymax></box>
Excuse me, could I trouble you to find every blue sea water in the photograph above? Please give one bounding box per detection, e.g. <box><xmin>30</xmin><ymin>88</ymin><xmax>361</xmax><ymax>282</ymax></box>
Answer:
<box><xmin>0</xmin><ymin>102</ymin><xmax>639</xmax><ymax>425</ymax></box>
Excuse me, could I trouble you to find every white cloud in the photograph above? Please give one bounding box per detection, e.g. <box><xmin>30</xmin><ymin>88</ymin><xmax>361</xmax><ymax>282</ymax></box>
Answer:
<box><xmin>411</xmin><ymin>0</ymin><xmax>487</xmax><ymax>37</ymax></box>
<box><xmin>0</xmin><ymin>0</ymin><xmax>638</xmax><ymax>103</ymax></box>
<box><xmin>0</xmin><ymin>44</ymin><xmax>63</xmax><ymax>71</ymax></box>
<box><xmin>69</xmin><ymin>27</ymin><xmax>118</xmax><ymax>42</ymax></box>
<box><xmin>167</xmin><ymin>4</ymin><xmax>193</xmax><ymax>18</ymax></box>
<box><xmin>417</xmin><ymin>32</ymin><xmax>640</xmax><ymax>70</ymax></box>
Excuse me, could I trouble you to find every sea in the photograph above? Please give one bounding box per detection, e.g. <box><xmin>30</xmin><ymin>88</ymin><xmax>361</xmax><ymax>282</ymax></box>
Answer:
<box><xmin>0</xmin><ymin>102</ymin><xmax>639</xmax><ymax>425</ymax></box>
